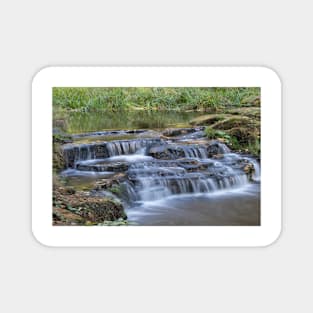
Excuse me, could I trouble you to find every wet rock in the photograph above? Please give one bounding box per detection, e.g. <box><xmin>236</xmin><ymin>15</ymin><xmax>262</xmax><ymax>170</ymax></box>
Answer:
<box><xmin>94</xmin><ymin>173</ymin><xmax>127</xmax><ymax>190</ymax></box>
<box><xmin>162</xmin><ymin>127</ymin><xmax>204</xmax><ymax>137</ymax></box>
<box><xmin>148</xmin><ymin>145</ymin><xmax>173</xmax><ymax>159</ymax></box>
<box><xmin>94</xmin><ymin>144</ymin><xmax>109</xmax><ymax>159</ymax></box>
<box><xmin>165</xmin><ymin>145</ymin><xmax>186</xmax><ymax>159</ymax></box>
<box><xmin>63</xmin><ymin>139</ymin><xmax>164</xmax><ymax>168</ymax></box>
<box><xmin>181</xmin><ymin>139</ymin><xmax>209</xmax><ymax>145</ymax></box>
<box><xmin>207</xmin><ymin>140</ymin><xmax>230</xmax><ymax>157</ymax></box>
<box><xmin>243</xmin><ymin>162</ymin><xmax>256</xmax><ymax>181</ymax></box>
<box><xmin>244</xmin><ymin>163</ymin><xmax>254</xmax><ymax>174</ymax></box>
<box><xmin>76</xmin><ymin>161</ymin><xmax>129</xmax><ymax>172</ymax></box>
<box><xmin>136</xmin><ymin>130</ymin><xmax>161</xmax><ymax>138</ymax></box>
<box><xmin>212</xmin><ymin>154</ymin><xmax>224</xmax><ymax>159</ymax></box>
<box><xmin>177</xmin><ymin>158</ymin><xmax>207</xmax><ymax>171</ymax></box>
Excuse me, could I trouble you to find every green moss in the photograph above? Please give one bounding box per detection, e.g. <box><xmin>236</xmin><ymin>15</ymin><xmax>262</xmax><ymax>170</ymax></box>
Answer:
<box><xmin>205</xmin><ymin>127</ymin><xmax>230</xmax><ymax>140</ymax></box>
<box><xmin>53</xmin><ymin>132</ymin><xmax>73</xmax><ymax>144</ymax></box>
<box><xmin>224</xmin><ymin>107</ymin><xmax>260</xmax><ymax>119</ymax></box>
<box><xmin>211</xmin><ymin>116</ymin><xmax>257</xmax><ymax>131</ymax></box>
<box><xmin>108</xmin><ymin>184</ymin><xmax>123</xmax><ymax>196</ymax></box>
<box><xmin>189</xmin><ymin>114</ymin><xmax>228</xmax><ymax>126</ymax></box>
<box><xmin>205</xmin><ymin>124</ymin><xmax>260</xmax><ymax>157</ymax></box>
<box><xmin>53</xmin><ymin>142</ymin><xmax>66</xmax><ymax>171</ymax></box>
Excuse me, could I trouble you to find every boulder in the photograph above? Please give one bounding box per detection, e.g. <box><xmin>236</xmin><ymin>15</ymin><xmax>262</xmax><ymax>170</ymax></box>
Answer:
<box><xmin>207</xmin><ymin>140</ymin><xmax>230</xmax><ymax>157</ymax></box>
<box><xmin>53</xmin><ymin>184</ymin><xmax>127</xmax><ymax>224</ymax></box>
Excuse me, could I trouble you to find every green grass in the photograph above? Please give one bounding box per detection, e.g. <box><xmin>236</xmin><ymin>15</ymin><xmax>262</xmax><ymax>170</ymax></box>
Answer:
<box><xmin>53</xmin><ymin>87</ymin><xmax>260</xmax><ymax>112</ymax></box>
<box><xmin>53</xmin><ymin>87</ymin><xmax>261</xmax><ymax>156</ymax></box>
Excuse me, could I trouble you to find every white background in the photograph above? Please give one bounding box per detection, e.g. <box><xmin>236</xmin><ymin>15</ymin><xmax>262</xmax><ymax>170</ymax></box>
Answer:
<box><xmin>0</xmin><ymin>0</ymin><xmax>311</xmax><ymax>312</ymax></box>
<box><xmin>32</xmin><ymin>67</ymin><xmax>281</xmax><ymax>247</ymax></box>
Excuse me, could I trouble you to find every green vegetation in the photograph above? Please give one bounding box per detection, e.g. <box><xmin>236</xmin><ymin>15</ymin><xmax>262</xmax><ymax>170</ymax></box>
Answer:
<box><xmin>203</xmin><ymin>113</ymin><xmax>260</xmax><ymax>156</ymax></box>
<box><xmin>53</xmin><ymin>87</ymin><xmax>260</xmax><ymax>112</ymax></box>
<box><xmin>53</xmin><ymin>176</ymin><xmax>127</xmax><ymax>226</ymax></box>
<box><xmin>52</xmin><ymin>87</ymin><xmax>261</xmax><ymax>226</ymax></box>
<box><xmin>53</xmin><ymin>87</ymin><xmax>261</xmax><ymax>156</ymax></box>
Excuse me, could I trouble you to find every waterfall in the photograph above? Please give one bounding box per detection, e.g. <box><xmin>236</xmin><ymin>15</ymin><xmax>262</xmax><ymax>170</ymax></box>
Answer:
<box><xmin>61</xmin><ymin>136</ymin><xmax>260</xmax><ymax>203</ymax></box>
<box><xmin>182</xmin><ymin>146</ymin><xmax>208</xmax><ymax>158</ymax></box>
<box><xmin>63</xmin><ymin>143</ymin><xmax>98</xmax><ymax>168</ymax></box>
<box><xmin>62</xmin><ymin>139</ymin><xmax>163</xmax><ymax>167</ymax></box>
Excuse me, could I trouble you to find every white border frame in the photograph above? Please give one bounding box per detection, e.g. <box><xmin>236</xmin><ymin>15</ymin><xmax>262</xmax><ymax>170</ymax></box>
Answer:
<box><xmin>32</xmin><ymin>67</ymin><xmax>281</xmax><ymax>247</ymax></box>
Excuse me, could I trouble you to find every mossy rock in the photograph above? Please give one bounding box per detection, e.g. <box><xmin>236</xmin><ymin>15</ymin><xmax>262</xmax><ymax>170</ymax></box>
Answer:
<box><xmin>241</xmin><ymin>96</ymin><xmax>260</xmax><ymax>107</ymax></box>
<box><xmin>53</xmin><ymin>207</ymin><xmax>85</xmax><ymax>225</ymax></box>
<box><xmin>227</xmin><ymin>127</ymin><xmax>259</xmax><ymax>144</ymax></box>
<box><xmin>77</xmin><ymin>199</ymin><xmax>127</xmax><ymax>223</ymax></box>
<box><xmin>53</xmin><ymin>132</ymin><xmax>73</xmax><ymax>144</ymax></box>
<box><xmin>211</xmin><ymin>116</ymin><xmax>258</xmax><ymax>131</ymax></box>
<box><xmin>189</xmin><ymin>114</ymin><xmax>229</xmax><ymax>126</ymax></box>
<box><xmin>53</xmin><ymin>142</ymin><xmax>66</xmax><ymax>171</ymax></box>
<box><xmin>224</xmin><ymin>107</ymin><xmax>260</xmax><ymax>119</ymax></box>
<box><xmin>53</xmin><ymin>184</ymin><xmax>127</xmax><ymax>224</ymax></box>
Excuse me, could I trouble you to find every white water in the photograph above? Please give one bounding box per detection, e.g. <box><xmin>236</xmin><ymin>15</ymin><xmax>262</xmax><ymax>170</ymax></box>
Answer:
<box><xmin>62</xmin><ymin>137</ymin><xmax>260</xmax><ymax>206</ymax></box>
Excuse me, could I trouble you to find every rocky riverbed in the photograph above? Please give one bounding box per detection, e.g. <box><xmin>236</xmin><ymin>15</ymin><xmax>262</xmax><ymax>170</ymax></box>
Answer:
<box><xmin>53</xmin><ymin>125</ymin><xmax>260</xmax><ymax>226</ymax></box>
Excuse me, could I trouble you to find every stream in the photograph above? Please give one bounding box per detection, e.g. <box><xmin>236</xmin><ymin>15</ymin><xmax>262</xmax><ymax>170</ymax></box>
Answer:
<box><xmin>60</xmin><ymin>126</ymin><xmax>260</xmax><ymax>226</ymax></box>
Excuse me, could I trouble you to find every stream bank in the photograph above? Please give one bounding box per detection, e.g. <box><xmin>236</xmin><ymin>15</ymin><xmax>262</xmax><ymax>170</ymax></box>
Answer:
<box><xmin>53</xmin><ymin>112</ymin><xmax>260</xmax><ymax>226</ymax></box>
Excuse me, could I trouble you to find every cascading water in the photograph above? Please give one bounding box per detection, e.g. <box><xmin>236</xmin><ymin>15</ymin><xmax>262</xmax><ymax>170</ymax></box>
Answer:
<box><xmin>62</xmin><ymin>138</ymin><xmax>163</xmax><ymax>168</ymax></box>
<box><xmin>61</xmin><ymin>135</ymin><xmax>260</xmax><ymax>202</ymax></box>
<box><xmin>60</xmin><ymin>128</ymin><xmax>260</xmax><ymax>225</ymax></box>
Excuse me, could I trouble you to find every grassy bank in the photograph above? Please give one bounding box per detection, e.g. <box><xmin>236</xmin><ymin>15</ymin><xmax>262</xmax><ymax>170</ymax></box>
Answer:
<box><xmin>53</xmin><ymin>87</ymin><xmax>260</xmax><ymax>112</ymax></box>
<box><xmin>53</xmin><ymin>87</ymin><xmax>261</xmax><ymax>156</ymax></box>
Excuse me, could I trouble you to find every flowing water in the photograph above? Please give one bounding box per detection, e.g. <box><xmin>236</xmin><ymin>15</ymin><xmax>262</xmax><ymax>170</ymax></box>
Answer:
<box><xmin>60</xmin><ymin>127</ymin><xmax>260</xmax><ymax>226</ymax></box>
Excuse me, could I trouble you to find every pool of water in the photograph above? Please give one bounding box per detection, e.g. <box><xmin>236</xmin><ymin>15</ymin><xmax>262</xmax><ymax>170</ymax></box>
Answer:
<box><xmin>54</xmin><ymin>110</ymin><xmax>203</xmax><ymax>133</ymax></box>
<box><xmin>127</xmin><ymin>183</ymin><xmax>260</xmax><ymax>226</ymax></box>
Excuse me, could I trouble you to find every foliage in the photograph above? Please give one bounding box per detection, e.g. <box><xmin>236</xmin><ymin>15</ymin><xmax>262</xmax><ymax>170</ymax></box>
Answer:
<box><xmin>205</xmin><ymin>128</ymin><xmax>230</xmax><ymax>140</ymax></box>
<box><xmin>205</xmin><ymin>126</ymin><xmax>260</xmax><ymax>156</ymax></box>
<box><xmin>53</xmin><ymin>87</ymin><xmax>260</xmax><ymax>112</ymax></box>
